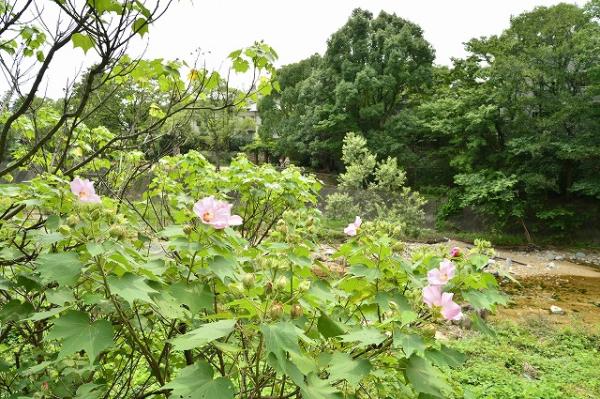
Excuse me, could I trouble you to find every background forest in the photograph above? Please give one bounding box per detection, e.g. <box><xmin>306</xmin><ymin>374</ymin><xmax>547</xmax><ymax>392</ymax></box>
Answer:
<box><xmin>258</xmin><ymin>2</ymin><xmax>600</xmax><ymax>243</ymax></box>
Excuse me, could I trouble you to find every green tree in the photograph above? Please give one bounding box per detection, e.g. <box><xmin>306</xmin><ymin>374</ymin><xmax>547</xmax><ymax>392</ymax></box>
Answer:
<box><xmin>425</xmin><ymin>2</ymin><xmax>600</xmax><ymax>238</ymax></box>
<box><xmin>261</xmin><ymin>9</ymin><xmax>434</xmax><ymax>170</ymax></box>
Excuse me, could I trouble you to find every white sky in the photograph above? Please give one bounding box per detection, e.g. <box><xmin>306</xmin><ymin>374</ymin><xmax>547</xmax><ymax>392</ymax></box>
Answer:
<box><xmin>3</xmin><ymin>0</ymin><xmax>587</xmax><ymax>98</ymax></box>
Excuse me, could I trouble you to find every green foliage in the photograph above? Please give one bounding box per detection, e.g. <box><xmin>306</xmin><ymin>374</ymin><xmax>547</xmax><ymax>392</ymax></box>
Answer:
<box><xmin>0</xmin><ymin>159</ymin><xmax>504</xmax><ymax>398</ymax></box>
<box><xmin>326</xmin><ymin>132</ymin><xmax>426</xmax><ymax>238</ymax></box>
<box><xmin>259</xmin><ymin>9</ymin><xmax>434</xmax><ymax>169</ymax></box>
<box><xmin>323</xmin><ymin>192</ymin><xmax>360</xmax><ymax>221</ymax></box>
<box><xmin>447</xmin><ymin>322</ymin><xmax>600</xmax><ymax>399</ymax></box>
<box><xmin>453</xmin><ymin>171</ymin><xmax>522</xmax><ymax>227</ymax></box>
<box><xmin>259</xmin><ymin>2</ymin><xmax>600</xmax><ymax>240</ymax></box>
<box><xmin>147</xmin><ymin>152</ymin><xmax>321</xmax><ymax>245</ymax></box>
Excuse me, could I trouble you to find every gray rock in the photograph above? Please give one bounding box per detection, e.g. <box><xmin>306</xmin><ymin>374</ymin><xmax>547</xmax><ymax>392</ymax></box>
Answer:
<box><xmin>544</xmin><ymin>251</ymin><xmax>556</xmax><ymax>261</ymax></box>
<box><xmin>554</xmin><ymin>255</ymin><xmax>564</xmax><ymax>261</ymax></box>
<box><xmin>575</xmin><ymin>252</ymin><xmax>586</xmax><ymax>259</ymax></box>
<box><xmin>545</xmin><ymin>262</ymin><xmax>556</xmax><ymax>270</ymax></box>
<box><xmin>550</xmin><ymin>305</ymin><xmax>565</xmax><ymax>315</ymax></box>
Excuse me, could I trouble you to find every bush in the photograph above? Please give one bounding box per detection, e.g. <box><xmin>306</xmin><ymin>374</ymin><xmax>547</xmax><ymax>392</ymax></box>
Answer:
<box><xmin>0</xmin><ymin>160</ymin><xmax>506</xmax><ymax>398</ymax></box>
<box><xmin>326</xmin><ymin>132</ymin><xmax>426</xmax><ymax>237</ymax></box>
<box><xmin>324</xmin><ymin>192</ymin><xmax>360</xmax><ymax>221</ymax></box>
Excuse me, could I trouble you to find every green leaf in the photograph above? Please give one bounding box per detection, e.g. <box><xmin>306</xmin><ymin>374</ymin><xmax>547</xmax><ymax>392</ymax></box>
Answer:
<box><xmin>317</xmin><ymin>313</ymin><xmax>345</xmax><ymax>338</ymax></box>
<box><xmin>74</xmin><ymin>383</ymin><xmax>104</xmax><ymax>399</ymax></box>
<box><xmin>46</xmin><ymin>215</ymin><xmax>60</xmax><ymax>230</ymax></box>
<box><xmin>171</xmin><ymin>319</ymin><xmax>236</xmax><ymax>351</ymax></box>
<box><xmin>400</xmin><ymin>310</ymin><xmax>419</xmax><ymax>325</ymax></box>
<box><xmin>26</xmin><ymin>306</ymin><xmax>65</xmax><ymax>321</ymax></box>
<box><xmin>327</xmin><ymin>352</ymin><xmax>371</xmax><ymax>388</ymax></box>
<box><xmin>86</xmin><ymin>242</ymin><xmax>103</xmax><ymax>257</ymax></box>
<box><xmin>34</xmin><ymin>231</ymin><xmax>65</xmax><ymax>245</ymax></box>
<box><xmin>261</xmin><ymin>321</ymin><xmax>304</xmax><ymax>371</ymax></box>
<box><xmin>22</xmin><ymin>360</ymin><xmax>54</xmax><ymax>375</ymax></box>
<box><xmin>164</xmin><ymin>361</ymin><xmax>234</xmax><ymax>399</ymax></box>
<box><xmin>148</xmin><ymin>103</ymin><xmax>166</xmax><ymax>119</ymax></box>
<box><xmin>36</xmin><ymin>253</ymin><xmax>83</xmax><ymax>286</ymax></box>
<box><xmin>87</xmin><ymin>0</ymin><xmax>122</xmax><ymax>13</ymax></box>
<box><xmin>301</xmin><ymin>373</ymin><xmax>339</xmax><ymax>399</ymax></box>
<box><xmin>107</xmin><ymin>273</ymin><xmax>158</xmax><ymax>305</ymax></box>
<box><xmin>0</xmin><ymin>300</ymin><xmax>34</xmax><ymax>322</ymax></box>
<box><xmin>462</xmin><ymin>289</ymin><xmax>508</xmax><ymax>310</ymax></box>
<box><xmin>232</xmin><ymin>57</ymin><xmax>250</xmax><ymax>73</ymax></box>
<box><xmin>169</xmin><ymin>281</ymin><xmax>213</xmax><ymax>313</ymax></box>
<box><xmin>0</xmin><ymin>278</ymin><xmax>12</xmax><ymax>290</ymax></box>
<box><xmin>425</xmin><ymin>345</ymin><xmax>466</xmax><ymax>368</ymax></box>
<box><xmin>348</xmin><ymin>265</ymin><xmax>380</xmax><ymax>281</ymax></box>
<box><xmin>207</xmin><ymin>255</ymin><xmax>237</xmax><ymax>282</ymax></box>
<box><xmin>72</xmin><ymin>33</ymin><xmax>94</xmax><ymax>54</ymax></box>
<box><xmin>228</xmin><ymin>49</ymin><xmax>242</xmax><ymax>58</ymax></box>
<box><xmin>395</xmin><ymin>333</ymin><xmax>426</xmax><ymax>357</ymax></box>
<box><xmin>404</xmin><ymin>355</ymin><xmax>450</xmax><ymax>398</ymax></box>
<box><xmin>469</xmin><ymin>254</ymin><xmax>489</xmax><ymax>270</ymax></box>
<box><xmin>340</xmin><ymin>328</ymin><xmax>385</xmax><ymax>348</ymax></box>
<box><xmin>132</xmin><ymin>18</ymin><xmax>148</xmax><ymax>36</ymax></box>
<box><xmin>46</xmin><ymin>311</ymin><xmax>113</xmax><ymax>365</ymax></box>
<box><xmin>470</xmin><ymin>313</ymin><xmax>497</xmax><ymax>337</ymax></box>
<box><xmin>46</xmin><ymin>288</ymin><xmax>76</xmax><ymax>305</ymax></box>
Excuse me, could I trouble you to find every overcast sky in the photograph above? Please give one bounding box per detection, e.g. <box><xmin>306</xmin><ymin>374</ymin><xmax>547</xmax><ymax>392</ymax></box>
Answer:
<box><xmin>4</xmin><ymin>0</ymin><xmax>587</xmax><ymax>98</ymax></box>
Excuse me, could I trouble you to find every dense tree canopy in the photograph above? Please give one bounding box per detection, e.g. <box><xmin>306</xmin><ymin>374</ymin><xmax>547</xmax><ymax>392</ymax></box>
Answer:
<box><xmin>259</xmin><ymin>9</ymin><xmax>434</xmax><ymax>169</ymax></box>
<box><xmin>260</xmin><ymin>2</ymin><xmax>600</xmax><ymax>239</ymax></box>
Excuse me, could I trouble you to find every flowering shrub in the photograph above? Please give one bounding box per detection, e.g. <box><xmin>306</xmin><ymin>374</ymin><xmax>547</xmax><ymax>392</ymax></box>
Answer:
<box><xmin>0</xmin><ymin>163</ymin><xmax>507</xmax><ymax>398</ymax></box>
<box><xmin>147</xmin><ymin>152</ymin><xmax>321</xmax><ymax>245</ymax></box>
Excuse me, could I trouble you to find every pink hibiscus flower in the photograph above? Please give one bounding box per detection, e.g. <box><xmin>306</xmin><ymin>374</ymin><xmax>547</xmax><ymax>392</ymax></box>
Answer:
<box><xmin>343</xmin><ymin>216</ymin><xmax>362</xmax><ymax>236</ymax></box>
<box><xmin>70</xmin><ymin>178</ymin><xmax>101</xmax><ymax>203</ymax></box>
<box><xmin>193</xmin><ymin>196</ymin><xmax>242</xmax><ymax>229</ymax></box>
<box><xmin>450</xmin><ymin>247</ymin><xmax>461</xmax><ymax>257</ymax></box>
<box><xmin>427</xmin><ymin>259</ymin><xmax>456</xmax><ymax>286</ymax></box>
<box><xmin>422</xmin><ymin>285</ymin><xmax>463</xmax><ymax>321</ymax></box>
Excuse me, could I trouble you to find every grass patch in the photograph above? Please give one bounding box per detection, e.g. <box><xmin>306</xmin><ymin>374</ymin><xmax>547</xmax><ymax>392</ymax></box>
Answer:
<box><xmin>447</xmin><ymin>321</ymin><xmax>600</xmax><ymax>399</ymax></box>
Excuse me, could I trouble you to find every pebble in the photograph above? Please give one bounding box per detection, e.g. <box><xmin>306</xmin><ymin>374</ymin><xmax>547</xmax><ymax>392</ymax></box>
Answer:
<box><xmin>549</xmin><ymin>305</ymin><xmax>565</xmax><ymax>315</ymax></box>
<box><xmin>545</xmin><ymin>262</ymin><xmax>557</xmax><ymax>270</ymax></box>
<box><xmin>575</xmin><ymin>252</ymin><xmax>586</xmax><ymax>259</ymax></box>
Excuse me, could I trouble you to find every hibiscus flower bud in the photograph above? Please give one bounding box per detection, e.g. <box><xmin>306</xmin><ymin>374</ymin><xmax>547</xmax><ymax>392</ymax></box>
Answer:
<box><xmin>275</xmin><ymin>276</ymin><xmax>288</xmax><ymax>291</ymax></box>
<box><xmin>276</xmin><ymin>221</ymin><xmax>287</xmax><ymax>234</ymax></box>
<box><xmin>392</xmin><ymin>242</ymin><xmax>404</xmax><ymax>252</ymax></box>
<box><xmin>102</xmin><ymin>208</ymin><xmax>116</xmax><ymax>220</ymax></box>
<box><xmin>126</xmin><ymin>230</ymin><xmax>138</xmax><ymax>241</ymax></box>
<box><xmin>90</xmin><ymin>208</ymin><xmax>102</xmax><ymax>219</ymax></box>
<box><xmin>298</xmin><ymin>280</ymin><xmax>311</xmax><ymax>292</ymax></box>
<box><xmin>269</xmin><ymin>302</ymin><xmax>284</xmax><ymax>319</ymax></box>
<box><xmin>66</xmin><ymin>215</ymin><xmax>80</xmax><ymax>227</ymax></box>
<box><xmin>109</xmin><ymin>225</ymin><xmax>126</xmax><ymax>239</ymax></box>
<box><xmin>183</xmin><ymin>224</ymin><xmax>194</xmax><ymax>235</ymax></box>
<box><xmin>242</xmin><ymin>273</ymin><xmax>255</xmax><ymax>289</ymax></box>
<box><xmin>264</xmin><ymin>281</ymin><xmax>273</xmax><ymax>295</ymax></box>
<box><xmin>291</xmin><ymin>304</ymin><xmax>303</xmax><ymax>319</ymax></box>
<box><xmin>450</xmin><ymin>247</ymin><xmax>461</xmax><ymax>258</ymax></box>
